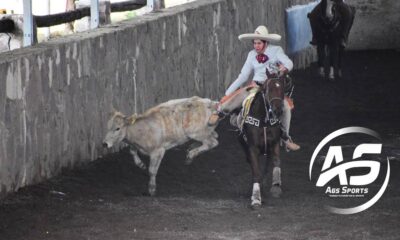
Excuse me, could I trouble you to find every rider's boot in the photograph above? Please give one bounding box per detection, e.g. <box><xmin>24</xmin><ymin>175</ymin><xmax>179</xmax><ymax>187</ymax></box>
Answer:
<box><xmin>285</xmin><ymin>139</ymin><xmax>301</xmax><ymax>151</ymax></box>
<box><xmin>281</xmin><ymin>100</ymin><xmax>300</xmax><ymax>151</ymax></box>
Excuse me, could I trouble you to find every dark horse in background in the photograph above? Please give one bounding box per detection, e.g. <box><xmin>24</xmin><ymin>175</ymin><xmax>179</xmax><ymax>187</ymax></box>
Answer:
<box><xmin>238</xmin><ymin>78</ymin><xmax>285</xmax><ymax>209</ymax></box>
<box><xmin>308</xmin><ymin>0</ymin><xmax>355</xmax><ymax>80</ymax></box>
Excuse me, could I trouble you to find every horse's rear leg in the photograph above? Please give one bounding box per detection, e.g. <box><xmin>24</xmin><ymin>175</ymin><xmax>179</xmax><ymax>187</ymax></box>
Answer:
<box><xmin>270</xmin><ymin>143</ymin><xmax>282</xmax><ymax>198</ymax></box>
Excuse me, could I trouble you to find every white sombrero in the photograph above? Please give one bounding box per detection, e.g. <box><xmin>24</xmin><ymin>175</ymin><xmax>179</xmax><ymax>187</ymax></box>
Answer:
<box><xmin>238</xmin><ymin>25</ymin><xmax>281</xmax><ymax>42</ymax></box>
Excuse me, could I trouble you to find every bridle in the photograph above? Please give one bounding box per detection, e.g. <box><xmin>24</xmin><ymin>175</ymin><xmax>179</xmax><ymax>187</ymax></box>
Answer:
<box><xmin>263</xmin><ymin>78</ymin><xmax>284</xmax><ymax>107</ymax></box>
<box><xmin>262</xmin><ymin>78</ymin><xmax>284</xmax><ymax>122</ymax></box>
<box><xmin>321</xmin><ymin>0</ymin><xmax>340</xmax><ymax>31</ymax></box>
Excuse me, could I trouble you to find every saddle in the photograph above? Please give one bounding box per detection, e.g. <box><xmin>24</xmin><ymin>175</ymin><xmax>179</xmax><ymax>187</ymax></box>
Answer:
<box><xmin>237</xmin><ymin>86</ymin><xmax>280</xmax><ymax>131</ymax></box>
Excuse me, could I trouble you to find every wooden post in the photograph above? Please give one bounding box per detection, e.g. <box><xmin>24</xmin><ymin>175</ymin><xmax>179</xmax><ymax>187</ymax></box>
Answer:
<box><xmin>147</xmin><ymin>0</ymin><xmax>164</xmax><ymax>12</ymax></box>
<box><xmin>99</xmin><ymin>0</ymin><xmax>111</xmax><ymax>25</ymax></box>
<box><xmin>23</xmin><ymin>0</ymin><xmax>34</xmax><ymax>46</ymax></box>
<box><xmin>65</xmin><ymin>0</ymin><xmax>76</xmax><ymax>33</ymax></box>
<box><xmin>90</xmin><ymin>0</ymin><xmax>99</xmax><ymax>29</ymax></box>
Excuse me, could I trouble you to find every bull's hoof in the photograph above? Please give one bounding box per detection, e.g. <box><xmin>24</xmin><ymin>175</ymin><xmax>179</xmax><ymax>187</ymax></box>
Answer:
<box><xmin>137</xmin><ymin>163</ymin><xmax>147</xmax><ymax>170</ymax></box>
<box><xmin>148</xmin><ymin>185</ymin><xmax>157</xmax><ymax>196</ymax></box>
<box><xmin>185</xmin><ymin>151</ymin><xmax>196</xmax><ymax>165</ymax></box>
<box><xmin>270</xmin><ymin>185</ymin><xmax>282</xmax><ymax>198</ymax></box>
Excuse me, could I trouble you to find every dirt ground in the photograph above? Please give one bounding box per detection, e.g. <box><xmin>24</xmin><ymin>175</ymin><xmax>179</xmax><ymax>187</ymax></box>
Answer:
<box><xmin>0</xmin><ymin>50</ymin><xmax>399</xmax><ymax>240</ymax></box>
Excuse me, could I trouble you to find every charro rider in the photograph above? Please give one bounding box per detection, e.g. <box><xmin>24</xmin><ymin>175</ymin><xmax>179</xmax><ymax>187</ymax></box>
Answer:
<box><xmin>209</xmin><ymin>25</ymin><xmax>300</xmax><ymax>151</ymax></box>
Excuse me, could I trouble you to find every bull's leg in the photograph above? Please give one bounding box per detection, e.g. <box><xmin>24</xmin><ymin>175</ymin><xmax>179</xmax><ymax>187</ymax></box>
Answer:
<box><xmin>211</xmin><ymin>130</ymin><xmax>218</xmax><ymax>139</ymax></box>
<box><xmin>148</xmin><ymin>148</ymin><xmax>166</xmax><ymax>196</ymax></box>
<box><xmin>270</xmin><ymin>143</ymin><xmax>282</xmax><ymax>198</ymax></box>
<box><xmin>248</xmin><ymin>146</ymin><xmax>262</xmax><ymax>209</ymax></box>
<box><xmin>129</xmin><ymin>149</ymin><xmax>146</xmax><ymax>170</ymax></box>
<box><xmin>185</xmin><ymin>135</ymin><xmax>218</xmax><ymax>165</ymax></box>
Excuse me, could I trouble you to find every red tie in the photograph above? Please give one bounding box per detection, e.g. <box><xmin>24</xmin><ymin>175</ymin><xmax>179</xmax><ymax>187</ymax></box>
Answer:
<box><xmin>256</xmin><ymin>54</ymin><xmax>269</xmax><ymax>63</ymax></box>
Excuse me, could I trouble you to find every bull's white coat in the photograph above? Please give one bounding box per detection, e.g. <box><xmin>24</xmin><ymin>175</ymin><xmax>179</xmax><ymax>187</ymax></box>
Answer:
<box><xmin>103</xmin><ymin>96</ymin><xmax>219</xmax><ymax>196</ymax></box>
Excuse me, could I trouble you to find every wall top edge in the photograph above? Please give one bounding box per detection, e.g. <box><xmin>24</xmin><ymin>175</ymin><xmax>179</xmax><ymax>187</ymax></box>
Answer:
<box><xmin>0</xmin><ymin>0</ymin><xmax>225</xmax><ymax>65</ymax></box>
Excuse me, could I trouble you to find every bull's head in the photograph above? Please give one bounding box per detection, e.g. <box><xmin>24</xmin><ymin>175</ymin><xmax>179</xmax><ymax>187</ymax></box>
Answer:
<box><xmin>102</xmin><ymin>111</ymin><xmax>137</xmax><ymax>148</ymax></box>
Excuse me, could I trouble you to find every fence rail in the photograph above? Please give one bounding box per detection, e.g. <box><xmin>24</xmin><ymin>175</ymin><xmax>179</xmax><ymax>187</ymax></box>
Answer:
<box><xmin>35</xmin><ymin>0</ymin><xmax>146</xmax><ymax>28</ymax></box>
<box><xmin>0</xmin><ymin>0</ymin><xmax>146</xmax><ymax>34</ymax></box>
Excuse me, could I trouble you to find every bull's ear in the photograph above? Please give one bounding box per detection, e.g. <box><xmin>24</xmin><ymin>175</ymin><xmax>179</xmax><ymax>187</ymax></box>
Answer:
<box><xmin>125</xmin><ymin>114</ymin><xmax>138</xmax><ymax>125</ymax></box>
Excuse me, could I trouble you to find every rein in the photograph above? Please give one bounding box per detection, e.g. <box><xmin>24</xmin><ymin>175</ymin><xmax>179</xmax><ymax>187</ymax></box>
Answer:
<box><xmin>263</xmin><ymin>78</ymin><xmax>284</xmax><ymax>122</ymax></box>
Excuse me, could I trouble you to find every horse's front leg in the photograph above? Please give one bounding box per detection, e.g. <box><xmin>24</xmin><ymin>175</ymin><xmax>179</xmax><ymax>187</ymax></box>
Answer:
<box><xmin>328</xmin><ymin>43</ymin><xmax>337</xmax><ymax>80</ymax></box>
<box><xmin>248</xmin><ymin>146</ymin><xmax>262</xmax><ymax>209</ymax></box>
<box><xmin>270</xmin><ymin>142</ymin><xmax>282</xmax><ymax>198</ymax></box>
<box><xmin>317</xmin><ymin>44</ymin><xmax>326</xmax><ymax>77</ymax></box>
<box><xmin>337</xmin><ymin>46</ymin><xmax>344</xmax><ymax>79</ymax></box>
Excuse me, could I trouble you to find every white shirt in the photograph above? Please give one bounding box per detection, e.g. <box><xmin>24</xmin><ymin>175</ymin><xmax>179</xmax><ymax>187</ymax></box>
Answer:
<box><xmin>225</xmin><ymin>45</ymin><xmax>293</xmax><ymax>95</ymax></box>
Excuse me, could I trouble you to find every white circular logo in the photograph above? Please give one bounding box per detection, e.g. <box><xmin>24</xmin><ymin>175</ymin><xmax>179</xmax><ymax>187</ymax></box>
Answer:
<box><xmin>309</xmin><ymin>127</ymin><xmax>391</xmax><ymax>215</ymax></box>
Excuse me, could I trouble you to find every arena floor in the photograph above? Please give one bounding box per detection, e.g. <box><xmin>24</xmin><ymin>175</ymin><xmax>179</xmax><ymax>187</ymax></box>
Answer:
<box><xmin>0</xmin><ymin>50</ymin><xmax>399</xmax><ymax>240</ymax></box>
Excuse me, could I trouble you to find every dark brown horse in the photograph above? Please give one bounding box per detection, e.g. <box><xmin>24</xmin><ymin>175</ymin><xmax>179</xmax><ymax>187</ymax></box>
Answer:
<box><xmin>308</xmin><ymin>0</ymin><xmax>355</xmax><ymax>80</ymax></box>
<box><xmin>238</xmin><ymin>78</ymin><xmax>285</xmax><ymax>209</ymax></box>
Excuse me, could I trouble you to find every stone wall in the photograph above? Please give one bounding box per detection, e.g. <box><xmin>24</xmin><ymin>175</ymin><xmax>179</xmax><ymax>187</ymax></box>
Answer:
<box><xmin>0</xmin><ymin>0</ymin><xmax>315</xmax><ymax>195</ymax></box>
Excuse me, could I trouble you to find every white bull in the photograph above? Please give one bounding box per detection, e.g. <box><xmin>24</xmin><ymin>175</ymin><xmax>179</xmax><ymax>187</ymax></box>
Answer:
<box><xmin>103</xmin><ymin>96</ymin><xmax>219</xmax><ymax>196</ymax></box>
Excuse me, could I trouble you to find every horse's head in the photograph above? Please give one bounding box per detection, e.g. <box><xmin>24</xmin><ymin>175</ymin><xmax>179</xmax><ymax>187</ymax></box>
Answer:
<box><xmin>321</xmin><ymin>0</ymin><xmax>339</xmax><ymax>24</ymax></box>
<box><xmin>262</xmin><ymin>78</ymin><xmax>284</xmax><ymax>118</ymax></box>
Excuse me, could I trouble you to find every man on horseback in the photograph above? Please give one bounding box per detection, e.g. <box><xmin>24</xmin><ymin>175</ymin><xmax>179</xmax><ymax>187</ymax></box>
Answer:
<box><xmin>209</xmin><ymin>25</ymin><xmax>300</xmax><ymax>151</ymax></box>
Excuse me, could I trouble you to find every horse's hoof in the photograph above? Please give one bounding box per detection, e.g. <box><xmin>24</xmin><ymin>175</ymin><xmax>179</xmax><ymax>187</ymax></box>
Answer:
<box><xmin>270</xmin><ymin>185</ymin><xmax>282</xmax><ymax>198</ymax></box>
<box><xmin>318</xmin><ymin>68</ymin><xmax>325</xmax><ymax>78</ymax></box>
<box><xmin>337</xmin><ymin>70</ymin><xmax>343</xmax><ymax>79</ymax></box>
<box><xmin>251</xmin><ymin>201</ymin><xmax>262</xmax><ymax>210</ymax></box>
<box><xmin>184</xmin><ymin>156</ymin><xmax>193</xmax><ymax>165</ymax></box>
<box><xmin>148</xmin><ymin>185</ymin><xmax>157</xmax><ymax>196</ymax></box>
